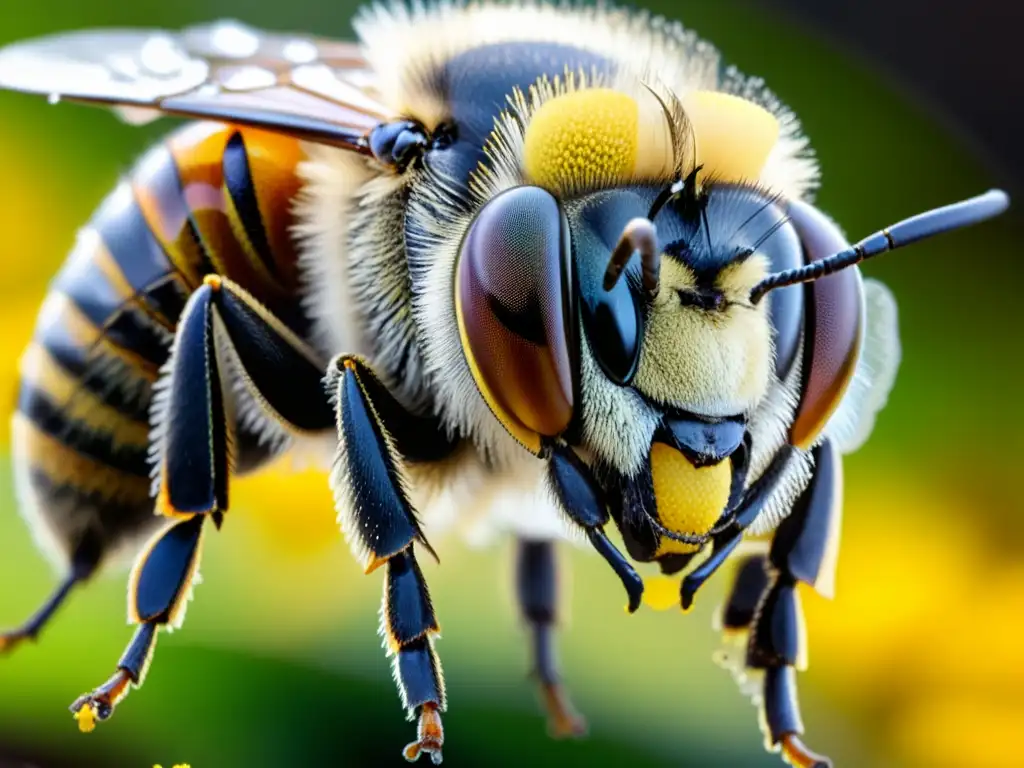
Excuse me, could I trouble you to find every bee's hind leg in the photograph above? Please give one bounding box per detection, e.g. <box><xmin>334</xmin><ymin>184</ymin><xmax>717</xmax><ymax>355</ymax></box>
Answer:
<box><xmin>516</xmin><ymin>539</ymin><xmax>587</xmax><ymax>739</ymax></box>
<box><xmin>67</xmin><ymin>277</ymin><xmax>227</xmax><ymax>730</ymax></box>
<box><xmin>0</xmin><ymin>535</ymin><xmax>100</xmax><ymax>653</ymax></box>
<box><xmin>715</xmin><ymin>439</ymin><xmax>842</xmax><ymax>768</ymax></box>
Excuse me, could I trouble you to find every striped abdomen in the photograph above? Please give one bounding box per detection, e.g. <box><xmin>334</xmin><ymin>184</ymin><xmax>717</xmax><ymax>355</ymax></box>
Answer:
<box><xmin>14</xmin><ymin>121</ymin><xmax>309</xmax><ymax>570</ymax></box>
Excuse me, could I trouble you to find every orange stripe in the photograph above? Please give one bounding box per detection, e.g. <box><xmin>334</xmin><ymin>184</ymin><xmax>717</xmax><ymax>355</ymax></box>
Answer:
<box><xmin>167</xmin><ymin>122</ymin><xmax>267</xmax><ymax>290</ymax></box>
<box><xmin>240</xmin><ymin>127</ymin><xmax>306</xmax><ymax>293</ymax></box>
<box><xmin>165</xmin><ymin>122</ymin><xmax>304</xmax><ymax>308</ymax></box>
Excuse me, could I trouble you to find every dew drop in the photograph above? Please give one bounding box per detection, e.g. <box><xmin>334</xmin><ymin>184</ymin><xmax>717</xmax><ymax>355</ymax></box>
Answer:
<box><xmin>282</xmin><ymin>39</ymin><xmax>318</xmax><ymax>64</ymax></box>
<box><xmin>47</xmin><ymin>93</ymin><xmax>61</xmax><ymax>105</ymax></box>
<box><xmin>218</xmin><ymin>65</ymin><xmax>277</xmax><ymax>91</ymax></box>
<box><xmin>139</xmin><ymin>34</ymin><xmax>189</xmax><ymax>76</ymax></box>
<box><xmin>210</xmin><ymin>21</ymin><xmax>260</xmax><ymax>58</ymax></box>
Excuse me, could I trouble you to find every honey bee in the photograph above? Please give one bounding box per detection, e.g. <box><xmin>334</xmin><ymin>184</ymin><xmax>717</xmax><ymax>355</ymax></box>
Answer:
<box><xmin>0</xmin><ymin>2</ymin><xmax>1008</xmax><ymax>765</ymax></box>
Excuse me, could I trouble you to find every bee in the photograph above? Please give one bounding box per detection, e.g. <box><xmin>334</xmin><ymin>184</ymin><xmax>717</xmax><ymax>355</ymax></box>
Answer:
<box><xmin>0</xmin><ymin>2</ymin><xmax>1008</xmax><ymax>765</ymax></box>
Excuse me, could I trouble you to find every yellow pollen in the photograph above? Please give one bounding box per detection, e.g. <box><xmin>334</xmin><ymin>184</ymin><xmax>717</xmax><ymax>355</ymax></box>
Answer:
<box><xmin>74</xmin><ymin>703</ymin><xmax>97</xmax><ymax>733</ymax></box>
<box><xmin>681</xmin><ymin>91</ymin><xmax>780</xmax><ymax>184</ymax></box>
<box><xmin>643</xmin><ymin>575</ymin><xmax>681</xmax><ymax>611</ymax></box>
<box><xmin>523</xmin><ymin>89</ymin><xmax>639</xmax><ymax>194</ymax></box>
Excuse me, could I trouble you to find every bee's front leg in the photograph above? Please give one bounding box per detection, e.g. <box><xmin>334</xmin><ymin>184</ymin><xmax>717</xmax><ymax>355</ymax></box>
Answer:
<box><xmin>545</xmin><ymin>442</ymin><xmax>644</xmax><ymax>613</ymax></box>
<box><xmin>716</xmin><ymin>439</ymin><xmax>841</xmax><ymax>768</ymax></box>
<box><xmin>328</xmin><ymin>355</ymin><xmax>448</xmax><ymax>765</ymax></box>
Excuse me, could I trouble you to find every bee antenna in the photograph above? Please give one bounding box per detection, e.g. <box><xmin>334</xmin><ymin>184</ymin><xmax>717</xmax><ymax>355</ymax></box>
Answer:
<box><xmin>750</xmin><ymin>189</ymin><xmax>1010</xmax><ymax>305</ymax></box>
<box><xmin>604</xmin><ymin>218</ymin><xmax>660</xmax><ymax>299</ymax></box>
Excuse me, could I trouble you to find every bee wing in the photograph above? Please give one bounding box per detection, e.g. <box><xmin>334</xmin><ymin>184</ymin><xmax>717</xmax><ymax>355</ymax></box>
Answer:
<box><xmin>0</xmin><ymin>19</ymin><xmax>392</xmax><ymax>151</ymax></box>
<box><xmin>824</xmin><ymin>277</ymin><xmax>902</xmax><ymax>454</ymax></box>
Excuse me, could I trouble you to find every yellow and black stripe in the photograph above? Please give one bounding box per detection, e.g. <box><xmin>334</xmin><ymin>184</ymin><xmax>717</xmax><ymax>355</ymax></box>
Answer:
<box><xmin>15</xmin><ymin>120</ymin><xmax>310</xmax><ymax>566</ymax></box>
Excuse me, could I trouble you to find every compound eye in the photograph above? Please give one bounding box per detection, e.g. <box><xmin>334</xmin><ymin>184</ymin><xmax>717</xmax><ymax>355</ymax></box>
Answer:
<box><xmin>757</xmin><ymin>207</ymin><xmax>804</xmax><ymax>380</ymax></box>
<box><xmin>786</xmin><ymin>199</ymin><xmax>864</xmax><ymax>449</ymax></box>
<box><xmin>580</xmin><ymin>265</ymin><xmax>641</xmax><ymax>386</ymax></box>
<box><xmin>456</xmin><ymin>186</ymin><xmax>575</xmax><ymax>452</ymax></box>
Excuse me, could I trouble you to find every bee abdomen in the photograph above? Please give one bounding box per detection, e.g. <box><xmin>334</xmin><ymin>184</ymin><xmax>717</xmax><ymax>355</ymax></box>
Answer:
<box><xmin>15</xmin><ymin>120</ymin><xmax>309</xmax><ymax>570</ymax></box>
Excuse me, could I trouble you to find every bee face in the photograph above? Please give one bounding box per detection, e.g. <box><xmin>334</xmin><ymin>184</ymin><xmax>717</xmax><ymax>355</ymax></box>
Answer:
<box><xmin>568</xmin><ymin>183</ymin><xmax>803</xmax><ymax>424</ymax></box>
<box><xmin>636</xmin><ymin>250</ymin><xmax>773</xmax><ymax>418</ymax></box>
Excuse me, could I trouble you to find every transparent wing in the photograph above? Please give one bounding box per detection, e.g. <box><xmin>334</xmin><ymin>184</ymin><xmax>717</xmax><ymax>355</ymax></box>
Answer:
<box><xmin>0</xmin><ymin>19</ymin><xmax>393</xmax><ymax>151</ymax></box>
<box><xmin>824</xmin><ymin>277</ymin><xmax>902</xmax><ymax>454</ymax></box>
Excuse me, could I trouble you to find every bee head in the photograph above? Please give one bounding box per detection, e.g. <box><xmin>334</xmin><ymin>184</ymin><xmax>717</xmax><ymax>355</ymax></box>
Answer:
<box><xmin>570</xmin><ymin>173</ymin><xmax>807</xmax><ymax>420</ymax></box>
<box><xmin>454</xmin><ymin>75</ymin><xmax>1008</xmax><ymax>466</ymax></box>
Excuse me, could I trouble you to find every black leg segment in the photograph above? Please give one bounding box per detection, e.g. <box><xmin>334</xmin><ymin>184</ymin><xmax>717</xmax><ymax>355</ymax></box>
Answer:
<box><xmin>69</xmin><ymin>275</ymin><xmax>337</xmax><ymax>733</ymax></box>
<box><xmin>328</xmin><ymin>355</ymin><xmax>446</xmax><ymax>764</ymax></box>
<box><xmin>382</xmin><ymin>549</ymin><xmax>445</xmax><ymax>750</ymax></box>
<box><xmin>0</xmin><ymin>572</ymin><xmax>79</xmax><ymax>653</ymax></box>
<box><xmin>330</xmin><ymin>355</ymin><xmax>436</xmax><ymax>571</ymax></box>
<box><xmin>0</xmin><ymin>537</ymin><xmax>100</xmax><ymax>653</ymax></box>
<box><xmin>515</xmin><ymin>539</ymin><xmax>586</xmax><ymax>738</ymax></box>
<box><xmin>714</xmin><ymin>439</ymin><xmax>841</xmax><ymax>768</ymax></box>
<box><xmin>546</xmin><ymin>442</ymin><xmax>643</xmax><ymax>612</ymax></box>
<box><xmin>207</xmin><ymin>276</ymin><xmax>333</xmax><ymax>432</ymax></box>
<box><xmin>70</xmin><ymin>515</ymin><xmax>203</xmax><ymax>730</ymax></box>
<box><xmin>129</xmin><ymin>515</ymin><xmax>205</xmax><ymax>625</ymax></box>
<box><xmin>718</xmin><ymin>554</ymin><xmax>770</xmax><ymax>634</ymax></box>
<box><xmin>154</xmin><ymin>282</ymin><xmax>229</xmax><ymax>517</ymax></box>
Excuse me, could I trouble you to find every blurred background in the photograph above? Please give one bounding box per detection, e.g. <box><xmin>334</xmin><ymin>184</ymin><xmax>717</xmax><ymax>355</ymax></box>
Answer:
<box><xmin>1</xmin><ymin>1</ymin><xmax>1022</xmax><ymax>766</ymax></box>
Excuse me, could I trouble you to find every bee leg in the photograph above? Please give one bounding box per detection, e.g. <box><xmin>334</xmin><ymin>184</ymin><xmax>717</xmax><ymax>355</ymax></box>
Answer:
<box><xmin>722</xmin><ymin>439</ymin><xmax>841</xmax><ymax>768</ymax></box>
<box><xmin>516</xmin><ymin>538</ymin><xmax>587</xmax><ymax>739</ymax></box>
<box><xmin>0</xmin><ymin>535</ymin><xmax>100</xmax><ymax>653</ymax></box>
<box><xmin>546</xmin><ymin>441</ymin><xmax>644</xmax><ymax>613</ymax></box>
<box><xmin>70</xmin><ymin>515</ymin><xmax>203</xmax><ymax>730</ymax></box>
<box><xmin>681</xmin><ymin>446</ymin><xmax>796</xmax><ymax>611</ymax></box>
<box><xmin>69</xmin><ymin>281</ymin><xmax>231</xmax><ymax>729</ymax></box>
<box><xmin>68</xmin><ymin>277</ymin><xmax>337</xmax><ymax>731</ymax></box>
<box><xmin>329</xmin><ymin>355</ymin><xmax>446</xmax><ymax>765</ymax></box>
<box><xmin>714</xmin><ymin>553</ymin><xmax>770</xmax><ymax>657</ymax></box>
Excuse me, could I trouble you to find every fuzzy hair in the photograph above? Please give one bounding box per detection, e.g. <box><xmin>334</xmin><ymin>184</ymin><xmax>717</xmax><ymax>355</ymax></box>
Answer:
<box><xmin>633</xmin><ymin>255</ymin><xmax>775</xmax><ymax>419</ymax></box>
<box><xmin>292</xmin><ymin>144</ymin><xmax>377</xmax><ymax>363</ymax></box>
<box><xmin>293</xmin><ymin>0</ymin><xmax>827</xmax><ymax>545</ymax></box>
<box><xmin>477</xmin><ymin>66</ymin><xmax>693</xmax><ymax>199</ymax></box>
<box><xmin>744</xmin><ymin>333</ymin><xmax>814</xmax><ymax>537</ymax></box>
<box><xmin>346</xmin><ymin>168</ymin><xmax>435</xmax><ymax>413</ymax></box>
<box><xmin>354</xmin><ymin>0</ymin><xmax>819</xmax><ymax>202</ymax></box>
<box><xmin>10</xmin><ymin>414</ymin><xmax>158</xmax><ymax>574</ymax></box>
